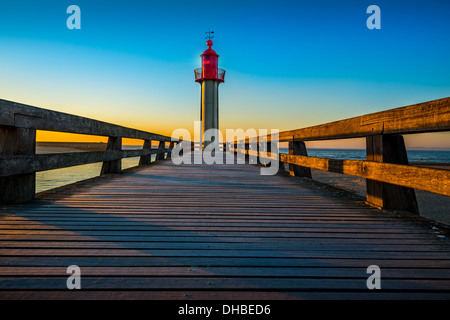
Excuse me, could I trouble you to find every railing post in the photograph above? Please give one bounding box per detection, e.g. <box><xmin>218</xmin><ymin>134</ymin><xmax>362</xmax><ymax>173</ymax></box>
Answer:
<box><xmin>166</xmin><ymin>141</ymin><xmax>175</xmax><ymax>159</ymax></box>
<box><xmin>235</xmin><ymin>140</ymin><xmax>244</xmax><ymax>163</ymax></box>
<box><xmin>231</xmin><ymin>142</ymin><xmax>237</xmax><ymax>157</ymax></box>
<box><xmin>366</xmin><ymin>134</ymin><xmax>419</xmax><ymax>213</ymax></box>
<box><xmin>234</xmin><ymin>140</ymin><xmax>241</xmax><ymax>158</ymax></box>
<box><xmin>277</xmin><ymin>142</ymin><xmax>286</xmax><ymax>174</ymax></box>
<box><xmin>139</xmin><ymin>139</ymin><xmax>152</xmax><ymax>166</ymax></box>
<box><xmin>256</xmin><ymin>138</ymin><xmax>262</xmax><ymax>166</ymax></box>
<box><xmin>0</xmin><ymin>126</ymin><xmax>36</xmax><ymax>203</ymax></box>
<box><xmin>266</xmin><ymin>141</ymin><xmax>286</xmax><ymax>174</ymax></box>
<box><xmin>244</xmin><ymin>143</ymin><xmax>250</xmax><ymax>163</ymax></box>
<box><xmin>101</xmin><ymin>136</ymin><xmax>122</xmax><ymax>174</ymax></box>
<box><xmin>289</xmin><ymin>140</ymin><xmax>312</xmax><ymax>178</ymax></box>
<box><xmin>155</xmin><ymin>141</ymin><xmax>166</xmax><ymax>161</ymax></box>
<box><xmin>249</xmin><ymin>141</ymin><xmax>258</xmax><ymax>165</ymax></box>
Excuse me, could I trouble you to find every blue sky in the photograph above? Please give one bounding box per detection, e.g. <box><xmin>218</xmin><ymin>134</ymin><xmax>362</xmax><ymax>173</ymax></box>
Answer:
<box><xmin>0</xmin><ymin>0</ymin><xmax>449</xmax><ymax>147</ymax></box>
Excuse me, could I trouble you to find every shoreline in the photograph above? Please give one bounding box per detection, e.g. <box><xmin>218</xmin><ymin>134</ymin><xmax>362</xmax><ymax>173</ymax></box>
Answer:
<box><xmin>37</xmin><ymin>142</ymin><xmax>107</xmax><ymax>152</ymax></box>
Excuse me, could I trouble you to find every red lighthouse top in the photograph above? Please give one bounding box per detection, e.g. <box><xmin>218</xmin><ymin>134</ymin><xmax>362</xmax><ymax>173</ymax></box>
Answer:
<box><xmin>203</xmin><ymin>40</ymin><xmax>217</xmax><ymax>56</ymax></box>
<box><xmin>194</xmin><ymin>40</ymin><xmax>225</xmax><ymax>83</ymax></box>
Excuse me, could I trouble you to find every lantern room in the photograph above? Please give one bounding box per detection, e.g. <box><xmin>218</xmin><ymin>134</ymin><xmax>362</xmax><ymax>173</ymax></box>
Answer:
<box><xmin>194</xmin><ymin>40</ymin><xmax>225</xmax><ymax>83</ymax></box>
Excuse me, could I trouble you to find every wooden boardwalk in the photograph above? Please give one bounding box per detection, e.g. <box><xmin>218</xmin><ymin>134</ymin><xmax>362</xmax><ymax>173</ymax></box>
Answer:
<box><xmin>0</xmin><ymin>157</ymin><xmax>449</xmax><ymax>300</ymax></box>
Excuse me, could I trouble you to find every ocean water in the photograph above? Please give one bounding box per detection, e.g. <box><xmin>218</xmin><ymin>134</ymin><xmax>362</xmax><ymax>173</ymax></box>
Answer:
<box><xmin>35</xmin><ymin>147</ymin><xmax>450</xmax><ymax>193</ymax></box>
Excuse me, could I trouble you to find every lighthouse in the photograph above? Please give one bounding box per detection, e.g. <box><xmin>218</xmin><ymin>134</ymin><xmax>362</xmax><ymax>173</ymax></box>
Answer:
<box><xmin>194</xmin><ymin>38</ymin><xmax>225</xmax><ymax>148</ymax></box>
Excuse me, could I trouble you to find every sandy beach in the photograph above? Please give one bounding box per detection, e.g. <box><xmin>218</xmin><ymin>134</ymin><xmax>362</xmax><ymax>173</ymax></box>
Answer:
<box><xmin>36</xmin><ymin>142</ymin><xmax>107</xmax><ymax>154</ymax></box>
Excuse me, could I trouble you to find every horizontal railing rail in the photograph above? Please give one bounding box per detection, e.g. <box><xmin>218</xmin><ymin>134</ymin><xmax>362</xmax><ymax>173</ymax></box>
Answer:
<box><xmin>234</xmin><ymin>97</ymin><xmax>450</xmax><ymax>143</ymax></box>
<box><xmin>0</xmin><ymin>148</ymin><xmax>172</xmax><ymax>178</ymax></box>
<box><xmin>279</xmin><ymin>154</ymin><xmax>450</xmax><ymax>197</ymax></box>
<box><xmin>229</xmin><ymin>97</ymin><xmax>450</xmax><ymax>214</ymax></box>
<box><xmin>0</xmin><ymin>99</ymin><xmax>172</xmax><ymax>141</ymax></box>
<box><xmin>0</xmin><ymin>98</ymin><xmax>177</xmax><ymax>204</ymax></box>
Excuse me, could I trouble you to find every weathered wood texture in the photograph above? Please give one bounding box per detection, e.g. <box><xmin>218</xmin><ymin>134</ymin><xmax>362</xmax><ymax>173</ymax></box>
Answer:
<box><xmin>229</xmin><ymin>145</ymin><xmax>450</xmax><ymax>198</ymax></box>
<box><xmin>289</xmin><ymin>140</ymin><xmax>311</xmax><ymax>178</ymax></box>
<box><xmin>139</xmin><ymin>139</ymin><xmax>152</xmax><ymax>166</ymax></box>
<box><xmin>0</xmin><ymin>99</ymin><xmax>172</xmax><ymax>142</ymax></box>
<box><xmin>0</xmin><ymin>156</ymin><xmax>449</xmax><ymax>299</ymax></box>
<box><xmin>366</xmin><ymin>135</ymin><xmax>419</xmax><ymax>213</ymax></box>
<box><xmin>225</xmin><ymin>97</ymin><xmax>450</xmax><ymax>210</ymax></box>
<box><xmin>166</xmin><ymin>142</ymin><xmax>175</xmax><ymax>160</ymax></box>
<box><xmin>101</xmin><ymin>137</ymin><xmax>122</xmax><ymax>175</ymax></box>
<box><xmin>235</xmin><ymin>97</ymin><xmax>450</xmax><ymax>143</ymax></box>
<box><xmin>0</xmin><ymin>98</ymin><xmax>175</xmax><ymax>204</ymax></box>
<box><xmin>0</xmin><ymin>126</ymin><xmax>36</xmax><ymax>203</ymax></box>
<box><xmin>280</xmin><ymin>154</ymin><xmax>450</xmax><ymax>197</ymax></box>
<box><xmin>155</xmin><ymin>141</ymin><xmax>166</xmax><ymax>161</ymax></box>
<box><xmin>0</xmin><ymin>148</ymin><xmax>172</xmax><ymax>178</ymax></box>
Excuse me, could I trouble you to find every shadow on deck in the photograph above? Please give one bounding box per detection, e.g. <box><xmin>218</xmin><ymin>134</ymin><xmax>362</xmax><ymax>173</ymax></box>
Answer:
<box><xmin>0</xmin><ymin>158</ymin><xmax>449</xmax><ymax>300</ymax></box>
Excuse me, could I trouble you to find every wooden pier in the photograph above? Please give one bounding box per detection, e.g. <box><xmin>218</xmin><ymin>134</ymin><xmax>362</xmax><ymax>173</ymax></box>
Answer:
<box><xmin>0</xmin><ymin>98</ymin><xmax>449</xmax><ymax>299</ymax></box>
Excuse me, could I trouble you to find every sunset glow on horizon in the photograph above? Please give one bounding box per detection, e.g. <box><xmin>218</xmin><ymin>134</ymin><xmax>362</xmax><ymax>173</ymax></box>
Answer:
<box><xmin>1</xmin><ymin>0</ymin><xmax>449</xmax><ymax>148</ymax></box>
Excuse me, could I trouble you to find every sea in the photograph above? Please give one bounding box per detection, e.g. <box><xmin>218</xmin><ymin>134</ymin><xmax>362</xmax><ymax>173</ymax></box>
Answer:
<box><xmin>35</xmin><ymin>146</ymin><xmax>450</xmax><ymax>193</ymax></box>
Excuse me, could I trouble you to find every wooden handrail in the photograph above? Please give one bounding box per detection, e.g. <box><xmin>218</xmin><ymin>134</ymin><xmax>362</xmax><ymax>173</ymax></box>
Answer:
<box><xmin>231</xmin><ymin>146</ymin><xmax>450</xmax><ymax>195</ymax></box>
<box><xmin>0</xmin><ymin>148</ymin><xmax>172</xmax><ymax>178</ymax></box>
<box><xmin>229</xmin><ymin>97</ymin><xmax>450</xmax><ymax>214</ymax></box>
<box><xmin>0</xmin><ymin>99</ymin><xmax>176</xmax><ymax>203</ymax></box>
<box><xmin>280</xmin><ymin>154</ymin><xmax>450</xmax><ymax>197</ymax></box>
<box><xmin>233</xmin><ymin>97</ymin><xmax>450</xmax><ymax>143</ymax></box>
<box><xmin>0</xmin><ymin>99</ymin><xmax>172</xmax><ymax>141</ymax></box>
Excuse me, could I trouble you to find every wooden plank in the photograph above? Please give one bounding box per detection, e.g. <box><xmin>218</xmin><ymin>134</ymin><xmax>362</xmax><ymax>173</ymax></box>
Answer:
<box><xmin>0</xmin><ymin>221</ymin><xmax>422</xmax><ymax>229</ymax></box>
<box><xmin>0</xmin><ymin>290</ymin><xmax>449</xmax><ymax>300</ymax></box>
<box><xmin>0</xmin><ymin>248</ymin><xmax>448</xmax><ymax>259</ymax></box>
<box><xmin>0</xmin><ymin>211</ymin><xmax>401</xmax><ymax>219</ymax></box>
<box><xmin>0</xmin><ymin>217</ymin><xmax>426</xmax><ymax>226</ymax></box>
<box><xmin>1</xmin><ymin>266</ymin><xmax>449</xmax><ymax>278</ymax></box>
<box><xmin>1</xmin><ymin>277</ymin><xmax>449</xmax><ymax>291</ymax></box>
<box><xmin>2</xmin><ymin>290</ymin><xmax>450</xmax><ymax>300</ymax></box>
<box><xmin>0</xmin><ymin>225</ymin><xmax>435</xmax><ymax>233</ymax></box>
<box><xmin>0</xmin><ymin>234</ymin><xmax>440</xmax><ymax>244</ymax></box>
<box><xmin>0</xmin><ymin>240</ymin><xmax>447</xmax><ymax>252</ymax></box>
<box><xmin>0</xmin><ymin>230</ymin><xmax>437</xmax><ymax>240</ymax></box>
<box><xmin>0</xmin><ymin>98</ymin><xmax>172</xmax><ymax>141</ymax></box>
<box><xmin>0</xmin><ymin>156</ymin><xmax>449</xmax><ymax>299</ymax></box>
<box><xmin>0</xmin><ymin>215</ymin><xmax>419</xmax><ymax>223</ymax></box>
<box><xmin>280</xmin><ymin>154</ymin><xmax>450</xmax><ymax>197</ymax></box>
<box><xmin>1</xmin><ymin>290</ymin><xmax>449</xmax><ymax>300</ymax></box>
<box><xmin>1</xmin><ymin>256</ymin><xmax>449</xmax><ymax>268</ymax></box>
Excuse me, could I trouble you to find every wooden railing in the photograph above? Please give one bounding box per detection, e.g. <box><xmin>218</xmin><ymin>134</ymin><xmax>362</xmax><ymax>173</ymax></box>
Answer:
<box><xmin>0</xmin><ymin>99</ymin><xmax>177</xmax><ymax>204</ymax></box>
<box><xmin>229</xmin><ymin>97</ymin><xmax>450</xmax><ymax>214</ymax></box>
<box><xmin>2</xmin><ymin>97</ymin><xmax>449</xmax><ymax>213</ymax></box>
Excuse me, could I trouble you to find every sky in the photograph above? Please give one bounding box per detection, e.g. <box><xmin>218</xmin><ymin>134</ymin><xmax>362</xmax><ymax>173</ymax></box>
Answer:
<box><xmin>0</xmin><ymin>0</ymin><xmax>449</xmax><ymax>148</ymax></box>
